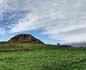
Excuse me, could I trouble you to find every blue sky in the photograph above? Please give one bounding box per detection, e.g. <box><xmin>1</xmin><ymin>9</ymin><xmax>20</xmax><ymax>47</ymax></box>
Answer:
<box><xmin>0</xmin><ymin>0</ymin><xmax>86</xmax><ymax>44</ymax></box>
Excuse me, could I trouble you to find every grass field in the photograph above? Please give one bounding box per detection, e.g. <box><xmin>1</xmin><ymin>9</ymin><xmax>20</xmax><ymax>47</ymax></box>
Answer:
<box><xmin>0</xmin><ymin>43</ymin><xmax>86</xmax><ymax>70</ymax></box>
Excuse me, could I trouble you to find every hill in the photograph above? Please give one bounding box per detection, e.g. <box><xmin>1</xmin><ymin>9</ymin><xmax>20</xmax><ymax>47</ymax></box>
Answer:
<box><xmin>8</xmin><ymin>34</ymin><xmax>44</xmax><ymax>44</ymax></box>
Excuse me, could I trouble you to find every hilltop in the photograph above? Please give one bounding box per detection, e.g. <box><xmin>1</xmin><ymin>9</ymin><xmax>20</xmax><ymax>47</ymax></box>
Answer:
<box><xmin>0</xmin><ymin>34</ymin><xmax>44</xmax><ymax>44</ymax></box>
<box><xmin>8</xmin><ymin>34</ymin><xmax>44</xmax><ymax>44</ymax></box>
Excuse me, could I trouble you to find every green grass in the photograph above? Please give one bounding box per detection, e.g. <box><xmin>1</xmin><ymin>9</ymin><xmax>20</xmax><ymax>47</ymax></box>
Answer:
<box><xmin>0</xmin><ymin>43</ymin><xmax>86</xmax><ymax>70</ymax></box>
<box><xmin>0</xmin><ymin>43</ymin><xmax>57</xmax><ymax>51</ymax></box>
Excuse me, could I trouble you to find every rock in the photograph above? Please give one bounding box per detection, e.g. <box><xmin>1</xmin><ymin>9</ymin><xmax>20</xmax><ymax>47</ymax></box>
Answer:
<box><xmin>8</xmin><ymin>34</ymin><xmax>44</xmax><ymax>44</ymax></box>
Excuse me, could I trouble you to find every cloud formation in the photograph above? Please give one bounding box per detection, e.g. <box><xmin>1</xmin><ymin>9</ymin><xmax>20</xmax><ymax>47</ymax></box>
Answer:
<box><xmin>0</xmin><ymin>28</ymin><xmax>5</xmax><ymax>35</ymax></box>
<box><xmin>0</xmin><ymin>0</ymin><xmax>86</xmax><ymax>43</ymax></box>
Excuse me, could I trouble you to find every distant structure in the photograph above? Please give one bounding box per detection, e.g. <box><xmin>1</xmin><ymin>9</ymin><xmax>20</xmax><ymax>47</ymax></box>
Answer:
<box><xmin>57</xmin><ymin>43</ymin><xmax>60</xmax><ymax>46</ymax></box>
<box><xmin>8</xmin><ymin>34</ymin><xmax>44</xmax><ymax>44</ymax></box>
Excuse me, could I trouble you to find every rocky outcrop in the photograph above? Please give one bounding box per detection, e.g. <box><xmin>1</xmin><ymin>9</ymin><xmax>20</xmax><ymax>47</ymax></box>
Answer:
<box><xmin>8</xmin><ymin>34</ymin><xmax>44</xmax><ymax>44</ymax></box>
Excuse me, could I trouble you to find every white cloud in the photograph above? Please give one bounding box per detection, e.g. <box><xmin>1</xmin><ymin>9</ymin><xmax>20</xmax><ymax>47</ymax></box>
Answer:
<box><xmin>0</xmin><ymin>28</ymin><xmax>5</xmax><ymax>35</ymax></box>
<box><xmin>1</xmin><ymin>0</ymin><xmax>86</xmax><ymax>44</ymax></box>
<box><xmin>11</xmin><ymin>14</ymin><xmax>39</xmax><ymax>32</ymax></box>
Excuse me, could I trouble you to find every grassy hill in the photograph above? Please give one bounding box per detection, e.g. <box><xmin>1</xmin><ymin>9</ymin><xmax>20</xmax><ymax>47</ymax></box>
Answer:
<box><xmin>0</xmin><ymin>43</ymin><xmax>57</xmax><ymax>51</ymax></box>
<box><xmin>0</xmin><ymin>43</ymin><xmax>86</xmax><ymax>70</ymax></box>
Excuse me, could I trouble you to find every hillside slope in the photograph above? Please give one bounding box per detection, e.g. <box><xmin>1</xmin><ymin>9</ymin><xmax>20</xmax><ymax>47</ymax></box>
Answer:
<box><xmin>8</xmin><ymin>34</ymin><xmax>44</xmax><ymax>44</ymax></box>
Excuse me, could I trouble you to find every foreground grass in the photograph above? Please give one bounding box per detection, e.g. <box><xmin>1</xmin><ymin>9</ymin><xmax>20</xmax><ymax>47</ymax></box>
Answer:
<box><xmin>0</xmin><ymin>48</ymin><xmax>85</xmax><ymax>70</ymax></box>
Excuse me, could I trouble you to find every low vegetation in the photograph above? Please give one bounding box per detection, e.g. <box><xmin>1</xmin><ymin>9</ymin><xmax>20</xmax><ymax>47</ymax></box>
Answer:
<box><xmin>0</xmin><ymin>43</ymin><xmax>57</xmax><ymax>51</ymax></box>
<box><xmin>0</xmin><ymin>43</ymin><xmax>85</xmax><ymax>70</ymax></box>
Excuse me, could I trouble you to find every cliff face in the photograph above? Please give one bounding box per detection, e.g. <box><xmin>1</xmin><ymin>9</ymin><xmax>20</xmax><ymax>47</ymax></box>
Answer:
<box><xmin>8</xmin><ymin>34</ymin><xmax>44</xmax><ymax>44</ymax></box>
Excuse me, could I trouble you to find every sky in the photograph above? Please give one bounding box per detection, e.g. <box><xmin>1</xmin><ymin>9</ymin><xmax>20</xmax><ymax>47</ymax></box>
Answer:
<box><xmin>0</xmin><ymin>0</ymin><xmax>86</xmax><ymax>44</ymax></box>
